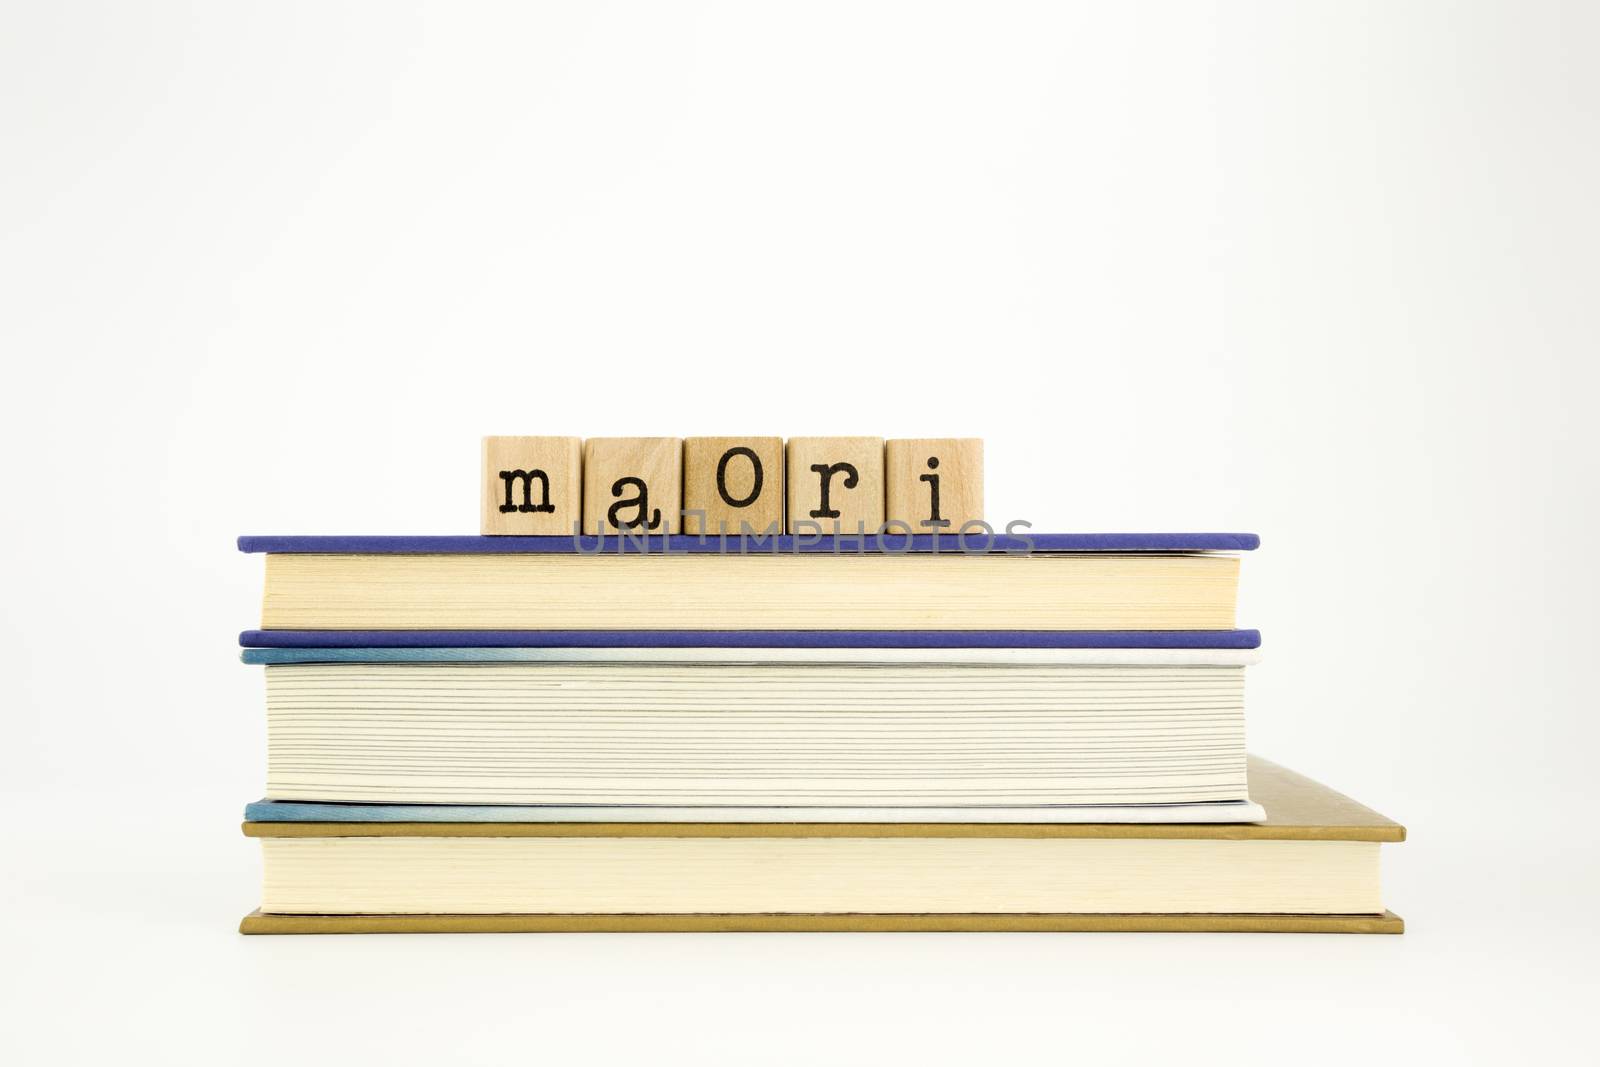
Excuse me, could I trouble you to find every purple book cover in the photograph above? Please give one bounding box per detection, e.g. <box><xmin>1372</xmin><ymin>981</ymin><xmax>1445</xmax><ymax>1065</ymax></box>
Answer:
<box><xmin>240</xmin><ymin>629</ymin><xmax>1261</xmax><ymax>649</ymax></box>
<box><xmin>237</xmin><ymin>532</ymin><xmax>1260</xmax><ymax>554</ymax></box>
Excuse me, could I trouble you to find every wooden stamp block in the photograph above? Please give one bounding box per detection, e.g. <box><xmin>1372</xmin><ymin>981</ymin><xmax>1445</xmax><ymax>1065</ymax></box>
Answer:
<box><xmin>885</xmin><ymin>438</ymin><xmax>983</xmax><ymax>531</ymax></box>
<box><xmin>785</xmin><ymin>437</ymin><xmax>884</xmax><ymax>534</ymax></box>
<box><xmin>480</xmin><ymin>436</ymin><xmax>582</xmax><ymax>536</ymax></box>
<box><xmin>682</xmin><ymin>437</ymin><xmax>785</xmax><ymax>536</ymax></box>
<box><xmin>582</xmin><ymin>438</ymin><xmax>683</xmax><ymax>534</ymax></box>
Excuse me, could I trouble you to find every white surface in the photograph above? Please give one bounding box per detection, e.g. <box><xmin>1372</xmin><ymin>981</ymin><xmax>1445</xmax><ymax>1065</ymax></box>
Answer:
<box><xmin>1</xmin><ymin>2</ymin><xmax>1595</xmax><ymax>1064</ymax></box>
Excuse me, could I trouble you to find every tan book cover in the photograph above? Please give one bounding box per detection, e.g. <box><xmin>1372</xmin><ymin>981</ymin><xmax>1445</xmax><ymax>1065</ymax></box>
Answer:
<box><xmin>243</xmin><ymin>757</ymin><xmax>1405</xmax><ymax>843</ymax></box>
<box><xmin>240</xmin><ymin>910</ymin><xmax>1404</xmax><ymax>934</ymax></box>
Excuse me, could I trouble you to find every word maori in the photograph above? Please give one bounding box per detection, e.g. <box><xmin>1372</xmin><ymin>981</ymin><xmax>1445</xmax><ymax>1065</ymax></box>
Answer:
<box><xmin>481</xmin><ymin>437</ymin><xmax>983</xmax><ymax>536</ymax></box>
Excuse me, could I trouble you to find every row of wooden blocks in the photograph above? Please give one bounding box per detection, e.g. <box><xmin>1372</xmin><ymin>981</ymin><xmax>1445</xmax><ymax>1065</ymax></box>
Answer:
<box><xmin>482</xmin><ymin>436</ymin><xmax>983</xmax><ymax>535</ymax></box>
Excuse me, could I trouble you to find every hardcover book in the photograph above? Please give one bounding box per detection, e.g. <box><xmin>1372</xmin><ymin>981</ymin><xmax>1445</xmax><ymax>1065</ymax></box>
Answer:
<box><xmin>240</xmin><ymin>533</ymin><xmax>1258</xmax><ymax>631</ymax></box>
<box><xmin>239</xmin><ymin>757</ymin><xmax>1404</xmax><ymax>934</ymax></box>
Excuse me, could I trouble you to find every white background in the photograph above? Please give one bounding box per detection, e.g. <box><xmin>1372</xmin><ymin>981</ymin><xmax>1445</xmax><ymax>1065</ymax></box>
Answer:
<box><xmin>3</xmin><ymin>2</ymin><xmax>1596</xmax><ymax>1063</ymax></box>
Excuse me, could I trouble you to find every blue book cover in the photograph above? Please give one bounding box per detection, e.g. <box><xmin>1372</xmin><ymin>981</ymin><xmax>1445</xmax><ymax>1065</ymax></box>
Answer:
<box><xmin>237</xmin><ymin>532</ymin><xmax>1260</xmax><ymax>554</ymax></box>
<box><xmin>239</xmin><ymin>628</ymin><xmax>1262</xmax><ymax>651</ymax></box>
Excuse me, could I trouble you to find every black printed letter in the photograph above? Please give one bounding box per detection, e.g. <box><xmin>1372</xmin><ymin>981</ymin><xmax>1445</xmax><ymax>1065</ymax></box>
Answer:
<box><xmin>918</xmin><ymin>457</ymin><xmax>950</xmax><ymax>529</ymax></box>
<box><xmin>715</xmin><ymin>447</ymin><xmax>763</xmax><ymax>508</ymax></box>
<box><xmin>608</xmin><ymin>476</ymin><xmax>661</xmax><ymax>530</ymax></box>
<box><xmin>808</xmin><ymin>462</ymin><xmax>859</xmax><ymax>519</ymax></box>
<box><xmin>499</xmin><ymin>469</ymin><xmax>554</xmax><ymax>514</ymax></box>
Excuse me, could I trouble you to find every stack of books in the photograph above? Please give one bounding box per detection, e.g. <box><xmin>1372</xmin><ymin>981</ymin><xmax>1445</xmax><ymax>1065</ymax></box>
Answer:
<box><xmin>237</xmin><ymin>532</ymin><xmax>1404</xmax><ymax>933</ymax></box>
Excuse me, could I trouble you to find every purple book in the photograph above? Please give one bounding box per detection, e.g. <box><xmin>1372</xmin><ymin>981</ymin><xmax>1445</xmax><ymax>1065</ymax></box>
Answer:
<box><xmin>240</xmin><ymin>533</ymin><xmax>1258</xmax><ymax>645</ymax></box>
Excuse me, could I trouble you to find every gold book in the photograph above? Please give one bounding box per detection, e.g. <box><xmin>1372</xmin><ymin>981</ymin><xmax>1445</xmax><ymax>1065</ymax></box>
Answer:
<box><xmin>240</xmin><ymin>757</ymin><xmax>1404</xmax><ymax>934</ymax></box>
